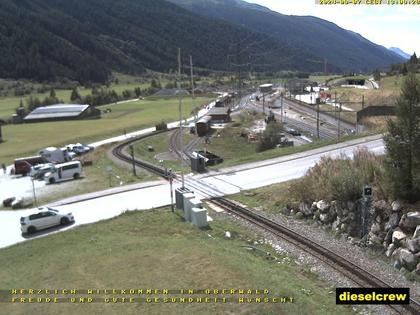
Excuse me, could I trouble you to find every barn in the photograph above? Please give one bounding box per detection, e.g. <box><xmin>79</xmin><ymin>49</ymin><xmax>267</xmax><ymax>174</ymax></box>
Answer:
<box><xmin>24</xmin><ymin>104</ymin><xmax>101</xmax><ymax>123</ymax></box>
<box><xmin>207</xmin><ymin>107</ymin><xmax>231</xmax><ymax>123</ymax></box>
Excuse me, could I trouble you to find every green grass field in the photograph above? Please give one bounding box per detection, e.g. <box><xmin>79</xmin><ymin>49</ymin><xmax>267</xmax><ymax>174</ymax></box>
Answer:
<box><xmin>0</xmin><ymin>96</ymin><xmax>213</xmax><ymax>164</ymax></box>
<box><xmin>133</xmin><ymin>130</ymin><xmax>193</xmax><ymax>174</ymax></box>
<box><xmin>128</xmin><ymin>112</ymin><xmax>372</xmax><ymax>173</ymax></box>
<box><xmin>0</xmin><ymin>87</ymin><xmax>93</xmax><ymax>118</ymax></box>
<box><xmin>0</xmin><ymin>208</ymin><xmax>357</xmax><ymax>315</ymax></box>
<box><xmin>0</xmin><ymin>75</ymin><xmax>159</xmax><ymax>119</ymax></box>
<box><xmin>308</xmin><ymin>75</ymin><xmax>341</xmax><ymax>84</ymax></box>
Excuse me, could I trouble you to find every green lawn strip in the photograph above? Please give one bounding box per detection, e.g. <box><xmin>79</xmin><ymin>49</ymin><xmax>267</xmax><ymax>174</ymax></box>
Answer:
<box><xmin>206</xmin><ymin>131</ymin><xmax>373</xmax><ymax>170</ymax></box>
<box><xmin>0</xmin><ymin>209</ymin><xmax>356</xmax><ymax>315</ymax></box>
<box><xmin>132</xmin><ymin>130</ymin><xmax>195</xmax><ymax>174</ymax></box>
<box><xmin>229</xmin><ymin>182</ymin><xmax>296</xmax><ymax>215</ymax></box>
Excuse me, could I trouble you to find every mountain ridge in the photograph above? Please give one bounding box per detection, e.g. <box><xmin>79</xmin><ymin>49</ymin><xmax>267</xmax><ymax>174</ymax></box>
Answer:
<box><xmin>389</xmin><ymin>47</ymin><xmax>411</xmax><ymax>60</ymax></box>
<box><xmin>168</xmin><ymin>0</ymin><xmax>404</xmax><ymax>72</ymax></box>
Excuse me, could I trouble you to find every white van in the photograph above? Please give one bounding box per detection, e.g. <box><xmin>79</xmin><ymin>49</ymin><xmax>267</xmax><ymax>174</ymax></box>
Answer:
<box><xmin>44</xmin><ymin>161</ymin><xmax>82</xmax><ymax>184</ymax></box>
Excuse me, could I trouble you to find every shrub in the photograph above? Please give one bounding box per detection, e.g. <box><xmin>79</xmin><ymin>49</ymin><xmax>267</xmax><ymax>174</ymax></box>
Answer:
<box><xmin>289</xmin><ymin>148</ymin><xmax>387</xmax><ymax>202</ymax></box>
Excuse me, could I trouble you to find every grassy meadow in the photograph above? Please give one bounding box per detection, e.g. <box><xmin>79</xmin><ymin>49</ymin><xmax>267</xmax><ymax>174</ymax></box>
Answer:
<box><xmin>0</xmin><ymin>208</ymin><xmax>357</xmax><ymax>315</ymax></box>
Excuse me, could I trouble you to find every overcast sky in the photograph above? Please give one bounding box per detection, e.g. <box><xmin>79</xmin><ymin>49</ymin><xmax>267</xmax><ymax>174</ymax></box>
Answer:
<box><xmin>247</xmin><ymin>0</ymin><xmax>419</xmax><ymax>56</ymax></box>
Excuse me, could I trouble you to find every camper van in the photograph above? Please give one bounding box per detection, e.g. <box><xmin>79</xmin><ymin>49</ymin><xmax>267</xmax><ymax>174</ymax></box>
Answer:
<box><xmin>44</xmin><ymin>161</ymin><xmax>82</xmax><ymax>184</ymax></box>
<box><xmin>39</xmin><ymin>147</ymin><xmax>71</xmax><ymax>164</ymax></box>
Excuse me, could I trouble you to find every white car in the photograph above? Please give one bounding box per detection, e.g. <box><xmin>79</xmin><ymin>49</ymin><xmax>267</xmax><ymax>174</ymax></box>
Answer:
<box><xmin>20</xmin><ymin>207</ymin><xmax>74</xmax><ymax>234</ymax></box>
<box><xmin>29</xmin><ymin>163</ymin><xmax>54</xmax><ymax>179</ymax></box>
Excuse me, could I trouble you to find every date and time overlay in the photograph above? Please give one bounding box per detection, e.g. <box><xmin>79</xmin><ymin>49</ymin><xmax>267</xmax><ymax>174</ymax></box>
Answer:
<box><xmin>316</xmin><ymin>0</ymin><xmax>420</xmax><ymax>5</ymax></box>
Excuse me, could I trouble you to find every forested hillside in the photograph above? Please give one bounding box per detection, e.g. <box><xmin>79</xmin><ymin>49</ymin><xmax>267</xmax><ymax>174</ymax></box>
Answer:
<box><xmin>0</xmin><ymin>0</ymin><xmax>317</xmax><ymax>84</ymax></box>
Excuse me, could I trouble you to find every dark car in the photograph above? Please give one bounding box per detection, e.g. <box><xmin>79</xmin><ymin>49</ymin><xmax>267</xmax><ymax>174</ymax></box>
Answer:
<box><xmin>285</xmin><ymin>127</ymin><xmax>301</xmax><ymax>136</ymax></box>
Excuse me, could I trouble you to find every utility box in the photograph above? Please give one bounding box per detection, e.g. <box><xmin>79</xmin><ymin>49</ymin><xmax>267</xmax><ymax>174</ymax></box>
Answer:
<box><xmin>191</xmin><ymin>207</ymin><xmax>208</xmax><ymax>228</ymax></box>
<box><xmin>190</xmin><ymin>156</ymin><xmax>206</xmax><ymax>173</ymax></box>
<box><xmin>189</xmin><ymin>198</ymin><xmax>202</xmax><ymax>210</ymax></box>
<box><xmin>175</xmin><ymin>187</ymin><xmax>193</xmax><ymax>209</ymax></box>
<box><xmin>183</xmin><ymin>193</ymin><xmax>196</xmax><ymax>222</ymax></box>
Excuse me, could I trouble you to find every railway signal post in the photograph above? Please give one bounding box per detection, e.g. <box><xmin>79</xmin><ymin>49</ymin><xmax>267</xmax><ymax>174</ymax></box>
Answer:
<box><xmin>169</xmin><ymin>169</ymin><xmax>174</xmax><ymax>212</ymax></box>
<box><xmin>129</xmin><ymin>144</ymin><xmax>136</xmax><ymax>176</ymax></box>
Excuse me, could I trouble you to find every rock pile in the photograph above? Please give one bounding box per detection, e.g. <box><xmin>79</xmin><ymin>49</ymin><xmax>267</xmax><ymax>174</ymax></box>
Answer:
<box><xmin>292</xmin><ymin>199</ymin><xmax>420</xmax><ymax>275</ymax></box>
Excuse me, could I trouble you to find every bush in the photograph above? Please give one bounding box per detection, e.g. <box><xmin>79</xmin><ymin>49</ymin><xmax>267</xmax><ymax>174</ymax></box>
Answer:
<box><xmin>256</xmin><ymin>121</ymin><xmax>283</xmax><ymax>152</ymax></box>
<box><xmin>289</xmin><ymin>148</ymin><xmax>387</xmax><ymax>202</ymax></box>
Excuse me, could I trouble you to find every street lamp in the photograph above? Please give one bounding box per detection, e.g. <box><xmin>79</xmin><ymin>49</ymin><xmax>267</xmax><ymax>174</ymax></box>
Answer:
<box><xmin>31</xmin><ymin>176</ymin><xmax>38</xmax><ymax>208</ymax></box>
<box><xmin>168</xmin><ymin>169</ymin><xmax>174</xmax><ymax>212</ymax></box>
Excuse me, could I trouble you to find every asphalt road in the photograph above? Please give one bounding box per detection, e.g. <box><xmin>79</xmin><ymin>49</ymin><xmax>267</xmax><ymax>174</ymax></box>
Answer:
<box><xmin>0</xmin><ymin>134</ymin><xmax>384</xmax><ymax>249</ymax></box>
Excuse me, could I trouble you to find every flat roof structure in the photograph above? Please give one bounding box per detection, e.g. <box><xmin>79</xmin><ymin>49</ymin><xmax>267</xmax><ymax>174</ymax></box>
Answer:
<box><xmin>207</xmin><ymin>107</ymin><xmax>230</xmax><ymax>116</ymax></box>
<box><xmin>24</xmin><ymin>104</ymin><xmax>90</xmax><ymax>122</ymax></box>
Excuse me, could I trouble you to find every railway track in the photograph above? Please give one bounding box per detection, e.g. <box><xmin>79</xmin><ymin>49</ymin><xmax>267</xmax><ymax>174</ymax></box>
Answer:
<box><xmin>112</xmin><ymin>129</ymin><xmax>419</xmax><ymax>315</ymax></box>
<box><xmin>208</xmin><ymin>197</ymin><xmax>420</xmax><ymax>315</ymax></box>
<box><xmin>169</xmin><ymin>128</ymin><xmax>203</xmax><ymax>166</ymax></box>
<box><xmin>247</xmin><ymin>101</ymin><xmax>338</xmax><ymax>140</ymax></box>
<box><xmin>282</xmin><ymin>98</ymin><xmax>356</xmax><ymax>132</ymax></box>
<box><xmin>112</xmin><ymin>129</ymin><xmax>173</xmax><ymax>178</ymax></box>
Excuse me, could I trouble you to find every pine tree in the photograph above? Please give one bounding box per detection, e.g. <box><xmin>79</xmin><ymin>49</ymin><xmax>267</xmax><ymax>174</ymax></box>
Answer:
<box><xmin>70</xmin><ymin>87</ymin><xmax>81</xmax><ymax>102</ymax></box>
<box><xmin>373</xmin><ymin>69</ymin><xmax>381</xmax><ymax>81</ymax></box>
<box><xmin>401</xmin><ymin>63</ymin><xmax>408</xmax><ymax>75</ymax></box>
<box><xmin>409</xmin><ymin>52</ymin><xmax>418</xmax><ymax>64</ymax></box>
<box><xmin>384</xmin><ymin>71</ymin><xmax>420</xmax><ymax>201</ymax></box>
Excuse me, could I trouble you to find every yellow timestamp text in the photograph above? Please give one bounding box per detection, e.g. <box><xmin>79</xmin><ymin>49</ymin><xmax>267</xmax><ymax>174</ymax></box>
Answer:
<box><xmin>317</xmin><ymin>0</ymin><xmax>420</xmax><ymax>4</ymax></box>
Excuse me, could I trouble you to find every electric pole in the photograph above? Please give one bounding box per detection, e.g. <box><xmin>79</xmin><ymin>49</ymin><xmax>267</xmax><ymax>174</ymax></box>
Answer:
<box><xmin>190</xmin><ymin>55</ymin><xmax>197</xmax><ymax>135</ymax></box>
<box><xmin>334</xmin><ymin>91</ymin><xmax>340</xmax><ymax>140</ymax></box>
<box><xmin>280</xmin><ymin>94</ymin><xmax>284</xmax><ymax>123</ymax></box>
<box><xmin>324</xmin><ymin>58</ymin><xmax>327</xmax><ymax>75</ymax></box>
<box><xmin>316</xmin><ymin>99</ymin><xmax>320</xmax><ymax>139</ymax></box>
<box><xmin>178</xmin><ymin>48</ymin><xmax>185</xmax><ymax>188</ymax></box>
<box><xmin>190</xmin><ymin>55</ymin><xmax>195</xmax><ymax>100</ymax></box>
<box><xmin>129</xmin><ymin>144</ymin><xmax>136</xmax><ymax>176</ymax></box>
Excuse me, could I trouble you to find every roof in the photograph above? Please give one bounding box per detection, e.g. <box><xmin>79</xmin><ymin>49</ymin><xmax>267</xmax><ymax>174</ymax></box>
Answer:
<box><xmin>259</xmin><ymin>83</ymin><xmax>273</xmax><ymax>88</ymax></box>
<box><xmin>24</xmin><ymin>104</ymin><xmax>90</xmax><ymax>121</ymax></box>
<box><xmin>197</xmin><ymin>116</ymin><xmax>211</xmax><ymax>124</ymax></box>
<box><xmin>208</xmin><ymin>107</ymin><xmax>230</xmax><ymax>116</ymax></box>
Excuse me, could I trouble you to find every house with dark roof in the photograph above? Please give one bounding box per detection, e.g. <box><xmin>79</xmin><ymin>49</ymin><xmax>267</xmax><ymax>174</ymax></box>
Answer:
<box><xmin>24</xmin><ymin>104</ymin><xmax>101</xmax><ymax>123</ymax></box>
<box><xmin>207</xmin><ymin>107</ymin><xmax>231</xmax><ymax>123</ymax></box>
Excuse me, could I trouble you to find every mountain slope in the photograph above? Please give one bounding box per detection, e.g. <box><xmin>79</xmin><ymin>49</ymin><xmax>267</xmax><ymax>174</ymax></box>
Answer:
<box><xmin>169</xmin><ymin>0</ymin><xmax>404</xmax><ymax>72</ymax></box>
<box><xmin>389</xmin><ymin>47</ymin><xmax>411</xmax><ymax>60</ymax></box>
<box><xmin>0</xmin><ymin>0</ymin><xmax>320</xmax><ymax>83</ymax></box>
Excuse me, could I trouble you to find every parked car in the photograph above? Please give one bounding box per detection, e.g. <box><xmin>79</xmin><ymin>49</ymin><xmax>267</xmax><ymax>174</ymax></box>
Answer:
<box><xmin>29</xmin><ymin>163</ymin><xmax>54</xmax><ymax>180</ymax></box>
<box><xmin>285</xmin><ymin>127</ymin><xmax>301</xmax><ymax>136</ymax></box>
<box><xmin>20</xmin><ymin>207</ymin><xmax>74</xmax><ymax>234</ymax></box>
<box><xmin>72</xmin><ymin>143</ymin><xmax>94</xmax><ymax>155</ymax></box>
<box><xmin>44</xmin><ymin>161</ymin><xmax>82</xmax><ymax>184</ymax></box>
<box><xmin>64</xmin><ymin>143</ymin><xmax>93</xmax><ymax>156</ymax></box>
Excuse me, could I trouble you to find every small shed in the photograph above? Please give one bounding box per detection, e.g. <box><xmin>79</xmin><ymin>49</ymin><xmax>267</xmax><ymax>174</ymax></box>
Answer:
<box><xmin>207</xmin><ymin>107</ymin><xmax>231</xmax><ymax>123</ymax></box>
<box><xmin>259</xmin><ymin>84</ymin><xmax>273</xmax><ymax>94</ymax></box>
